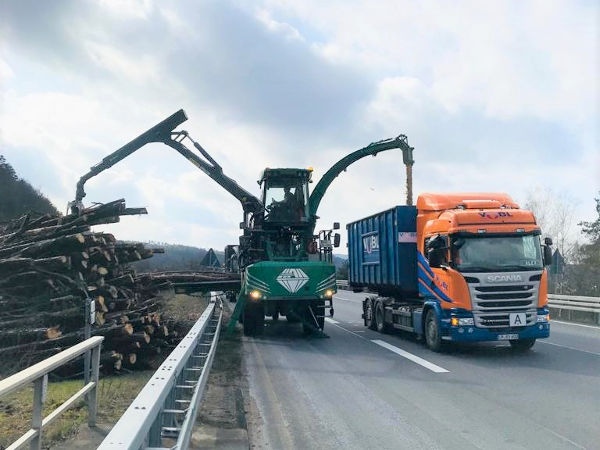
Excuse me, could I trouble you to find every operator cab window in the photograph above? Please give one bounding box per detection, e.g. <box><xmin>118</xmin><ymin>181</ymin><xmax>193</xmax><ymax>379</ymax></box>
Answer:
<box><xmin>263</xmin><ymin>177</ymin><xmax>309</xmax><ymax>222</ymax></box>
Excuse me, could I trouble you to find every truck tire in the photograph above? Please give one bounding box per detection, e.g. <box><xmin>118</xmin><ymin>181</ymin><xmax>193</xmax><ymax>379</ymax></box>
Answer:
<box><xmin>243</xmin><ymin>305</ymin><xmax>255</xmax><ymax>336</ymax></box>
<box><xmin>424</xmin><ymin>309</ymin><xmax>443</xmax><ymax>352</ymax></box>
<box><xmin>286</xmin><ymin>313</ymin><xmax>300</xmax><ymax>323</ymax></box>
<box><xmin>255</xmin><ymin>305</ymin><xmax>265</xmax><ymax>335</ymax></box>
<box><xmin>315</xmin><ymin>301</ymin><xmax>325</xmax><ymax>330</ymax></box>
<box><xmin>364</xmin><ymin>299</ymin><xmax>376</xmax><ymax>330</ymax></box>
<box><xmin>243</xmin><ymin>303</ymin><xmax>264</xmax><ymax>336</ymax></box>
<box><xmin>272</xmin><ymin>310</ymin><xmax>279</xmax><ymax>321</ymax></box>
<box><xmin>509</xmin><ymin>338</ymin><xmax>536</xmax><ymax>351</ymax></box>
<box><xmin>375</xmin><ymin>301</ymin><xmax>390</xmax><ymax>334</ymax></box>
<box><xmin>302</xmin><ymin>302</ymin><xmax>325</xmax><ymax>334</ymax></box>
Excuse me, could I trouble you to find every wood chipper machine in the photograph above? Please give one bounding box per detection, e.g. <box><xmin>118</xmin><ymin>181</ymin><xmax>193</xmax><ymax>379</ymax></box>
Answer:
<box><xmin>70</xmin><ymin>109</ymin><xmax>415</xmax><ymax>336</ymax></box>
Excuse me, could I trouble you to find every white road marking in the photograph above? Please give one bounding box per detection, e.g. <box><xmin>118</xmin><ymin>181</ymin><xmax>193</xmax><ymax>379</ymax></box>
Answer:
<box><xmin>551</xmin><ymin>320</ymin><xmax>600</xmax><ymax>330</ymax></box>
<box><xmin>537</xmin><ymin>340</ymin><xmax>600</xmax><ymax>357</ymax></box>
<box><xmin>325</xmin><ymin>317</ymin><xmax>339</xmax><ymax>324</ymax></box>
<box><xmin>371</xmin><ymin>339</ymin><xmax>450</xmax><ymax>373</ymax></box>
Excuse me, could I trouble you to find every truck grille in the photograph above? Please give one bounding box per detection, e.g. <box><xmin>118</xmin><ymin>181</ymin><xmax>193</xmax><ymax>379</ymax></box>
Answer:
<box><xmin>465</xmin><ymin>272</ymin><xmax>541</xmax><ymax>329</ymax></box>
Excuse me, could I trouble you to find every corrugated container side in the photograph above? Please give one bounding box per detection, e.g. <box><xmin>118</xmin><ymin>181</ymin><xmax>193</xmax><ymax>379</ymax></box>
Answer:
<box><xmin>347</xmin><ymin>206</ymin><xmax>418</xmax><ymax>295</ymax></box>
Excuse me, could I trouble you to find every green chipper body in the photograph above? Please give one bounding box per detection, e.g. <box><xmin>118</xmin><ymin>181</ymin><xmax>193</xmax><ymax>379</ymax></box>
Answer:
<box><xmin>70</xmin><ymin>109</ymin><xmax>414</xmax><ymax>336</ymax></box>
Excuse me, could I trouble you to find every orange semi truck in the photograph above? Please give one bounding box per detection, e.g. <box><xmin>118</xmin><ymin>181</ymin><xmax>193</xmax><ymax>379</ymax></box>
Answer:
<box><xmin>347</xmin><ymin>193</ymin><xmax>553</xmax><ymax>351</ymax></box>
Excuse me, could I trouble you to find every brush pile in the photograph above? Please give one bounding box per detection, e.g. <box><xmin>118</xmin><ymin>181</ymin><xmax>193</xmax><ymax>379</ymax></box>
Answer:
<box><xmin>0</xmin><ymin>199</ymin><xmax>182</xmax><ymax>376</ymax></box>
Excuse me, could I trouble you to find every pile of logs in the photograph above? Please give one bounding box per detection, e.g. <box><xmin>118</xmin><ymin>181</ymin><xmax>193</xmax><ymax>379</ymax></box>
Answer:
<box><xmin>0</xmin><ymin>199</ymin><xmax>183</xmax><ymax>376</ymax></box>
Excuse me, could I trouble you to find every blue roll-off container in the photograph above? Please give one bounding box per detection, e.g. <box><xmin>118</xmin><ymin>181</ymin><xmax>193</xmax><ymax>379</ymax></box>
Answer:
<box><xmin>347</xmin><ymin>206</ymin><xmax>418</xmax><ymax>296</ymax></box>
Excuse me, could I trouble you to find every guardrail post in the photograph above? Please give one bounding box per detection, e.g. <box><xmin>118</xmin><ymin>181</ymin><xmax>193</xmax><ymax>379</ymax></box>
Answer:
<box><xmin>148</xmin><ymin>411</ymin><xmax>163</xmax><ymax>447</ymax></box>
<box><xmin>30</xmin><ymin>374</ymin><xmax>47</xmax><ymax>450</ymax></box>
<box><xmin>88</xmin><ymin>343</ymin><xmax>102</xmax><ymax>426</ymax></box>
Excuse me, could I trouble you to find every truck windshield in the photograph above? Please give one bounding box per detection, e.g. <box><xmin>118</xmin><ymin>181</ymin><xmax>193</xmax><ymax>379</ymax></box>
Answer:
<box><xmin>451</xmin><ymin>234</ymin><xmax>543</xmax><ymax>272</ymax></box>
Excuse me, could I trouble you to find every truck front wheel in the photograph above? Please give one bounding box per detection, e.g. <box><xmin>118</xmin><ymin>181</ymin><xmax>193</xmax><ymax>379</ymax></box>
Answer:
<box><xmin>375</xmin><ymin>301</ymin><xmax>390</xmax><ymax>334</ymax></box>
<box><xmin>243</xmin><ymin>303</ymin><xmax>264</xmax><ymax>336</ymax></box>
<box><xmin>509</xmin><ymin>338</ymin><xmax>536</xmax><ymax>351</ymax></box>
<box><xmin>425</xmin><ymin>309</ymin><xmax>443</xmax><ymax>352</ymax></box>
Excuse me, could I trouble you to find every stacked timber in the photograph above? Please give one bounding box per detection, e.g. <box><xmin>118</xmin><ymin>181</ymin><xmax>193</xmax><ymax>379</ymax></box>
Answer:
<box><xmin>0</xmin><ymin>199</ymin><xmax>181</xmax><ymax>376</ymax></box>
<box><xmin>143</xmin><ymin>271</ymin><xmax>239</xmax><ymax>283</ymax></box>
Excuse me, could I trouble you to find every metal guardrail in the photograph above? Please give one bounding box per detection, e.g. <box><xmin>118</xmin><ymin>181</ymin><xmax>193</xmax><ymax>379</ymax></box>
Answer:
<box><xmin>336</xmin><ymin>280</ymin><xmax>349</xmax><ymax>289</ymax></box>
<box><xmin>0</xmin><ymin>336</ymin><xmax>104</xmax><ymax>450</ymax></box>
<box><xmin>99</xmin><ymin>292</ymin><xmax>223</xmax><ymax>450</ymax></box>
<box><xmin>336</xmin><ymin>280</ymin><xmax>600</xmax><ymax>308</ymax></box>
<box><xmin>548</xmin><ymin>294</ymin><xmax>600</xmax><ymax>312</ymax></box>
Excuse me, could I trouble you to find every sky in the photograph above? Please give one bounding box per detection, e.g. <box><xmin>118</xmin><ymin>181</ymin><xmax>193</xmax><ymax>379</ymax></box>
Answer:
<box><xmin>0</xmin><ymin>0</ymin><xmax>598</xmax><ymax>253</ymax></box>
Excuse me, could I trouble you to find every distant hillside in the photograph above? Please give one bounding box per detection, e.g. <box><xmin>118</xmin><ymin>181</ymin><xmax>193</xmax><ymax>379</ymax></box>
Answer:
<box><xmin>333</xmin><ymin>254</ymin><xmax>347</xmax><ymax>269</ymax></box>
<box><xmin>132</xmin><ymin>242</ymin><xmax>224</xmax><ymax>272</ymax></box>
<box><xmin>333</xmin><ymin>254</ymin><xmax>348</xmax><ymax>278</ymax></box>
<box><xmin>133</xmin><ymin>245</ymin><xmax>347</xmax><ymax>274</ymax></box>
<box><xmin>0</xmin><ymin>155</ymin><xmax>58</xmax><ymax>221</ymax></box>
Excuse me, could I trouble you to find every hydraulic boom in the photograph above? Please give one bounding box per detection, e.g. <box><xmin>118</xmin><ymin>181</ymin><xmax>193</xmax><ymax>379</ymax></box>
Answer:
<box><xmin>70</xmin><ymin>109</ymin><xmax>262</xmax><ymax>215</ymax></box>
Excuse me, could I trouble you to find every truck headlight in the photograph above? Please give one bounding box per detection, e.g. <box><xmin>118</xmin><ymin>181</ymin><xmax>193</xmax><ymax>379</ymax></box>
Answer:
<box><xmin>537</xmin><ymin>314</ymin><xmax>550</xmax><ymax>323</ymax></box>
<box><xmin>249</xmin><ymin>290</ymin><xmax>262</xmax><ymax>301</ymax></box>
<box><xmin>324</xmin><ymin>289</ymin><xmax>334</xmax><ymax>298</ymax></box>
<box><xmin>452</xmin><ymin>317</ymin><xmax>474</xmax><ymax>326</ymax></box>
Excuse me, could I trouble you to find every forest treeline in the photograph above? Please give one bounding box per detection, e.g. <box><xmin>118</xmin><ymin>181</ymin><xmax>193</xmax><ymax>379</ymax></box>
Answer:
<box><xmin>0</xmin><ymin>155</ymin><xmax>58</xmax><ymax>221</ymax></box>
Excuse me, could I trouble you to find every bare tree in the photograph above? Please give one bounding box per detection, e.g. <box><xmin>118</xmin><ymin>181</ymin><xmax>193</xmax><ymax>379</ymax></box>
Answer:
<box><xmin>523</xmin><ymin>186</ymin><xmax>578</xmax><ymax>261</ymax></box>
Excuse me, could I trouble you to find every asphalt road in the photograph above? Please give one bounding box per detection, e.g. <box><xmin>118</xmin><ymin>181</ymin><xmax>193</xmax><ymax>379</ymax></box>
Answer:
<box><xmin>243</xmin><ymin>291</ymin><xmax>600</xmax><ymax>450</ymax></box>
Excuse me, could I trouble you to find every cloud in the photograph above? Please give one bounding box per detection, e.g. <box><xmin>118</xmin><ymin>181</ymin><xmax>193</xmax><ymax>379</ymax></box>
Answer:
<box><xmin>0</xmin><ymin>0</ymin><xmax>598</xmax><ymax>251</ymax></box>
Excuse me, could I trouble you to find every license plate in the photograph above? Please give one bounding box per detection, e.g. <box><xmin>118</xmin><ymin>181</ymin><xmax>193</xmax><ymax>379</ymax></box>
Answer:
<box><xmin>509</xmin><ymin>312</ymin><xmax>527</xmax><ymax>327</ymax></box>
<box><xmin>497</xmin><ymin>334</ymin><xmax>519</xmax><ymax>340</ymax></box>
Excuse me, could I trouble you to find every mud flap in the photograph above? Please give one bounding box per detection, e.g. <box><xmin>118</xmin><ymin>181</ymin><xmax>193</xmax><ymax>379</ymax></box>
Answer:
<box><xmin>226</xmin><ymin>292</ymin><xmax>247</xmax><ymax>337</ymax></box>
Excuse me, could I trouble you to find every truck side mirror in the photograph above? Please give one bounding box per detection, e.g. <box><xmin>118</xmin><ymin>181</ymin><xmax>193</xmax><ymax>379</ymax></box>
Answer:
<box><xmin>543</xmin><ymin>245</ymin><xmax>553</xmax><ymax>266</ymax></box>
<box><xmin>333</xmin><ymin>222</ymin><xmax>340</xmax><ymax>230</ymax></box>
<box><xmin>334</xmin><ymin>233</ymin><xmax>341</xmax><ymax>248</ymax></box>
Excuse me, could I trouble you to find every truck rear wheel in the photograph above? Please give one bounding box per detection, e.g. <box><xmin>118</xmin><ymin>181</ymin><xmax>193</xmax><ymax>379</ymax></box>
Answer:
<box><xmin>509</xmin><ymin>338</ymin><xmax>536</xmax><ymax>351</ymax></box>
<box><xmin>375</xmin><ymin>301</ymin><xmax>390</xmax><ymax>334</ymax></box>
<box><xmin>364</xmin><ymin>299</ymin><xmax>376</xmax><ymax>330</ymax></box>
<box><xmin>425</xmin><ymin>309</ymin><xmax>443</xmax><ymax>352</ymax></box>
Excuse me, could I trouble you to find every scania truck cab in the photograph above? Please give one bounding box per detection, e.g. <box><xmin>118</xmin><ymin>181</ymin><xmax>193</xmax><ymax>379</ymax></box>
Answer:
<box><xmin>349</xmin><ymin>193</ymin><xmax>552</xmax><ymax>351</ymax></box>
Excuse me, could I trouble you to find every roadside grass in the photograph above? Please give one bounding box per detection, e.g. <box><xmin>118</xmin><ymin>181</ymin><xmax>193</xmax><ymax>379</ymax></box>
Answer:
<box><xmin>0</xmin><ymin>371</ymin><xmax>153</xmax><ymax>449</ymax></box>
<box><xmin>165</xmin><ymin>292</ymin><xmax>210</xmax><ymax>322</ymax></box>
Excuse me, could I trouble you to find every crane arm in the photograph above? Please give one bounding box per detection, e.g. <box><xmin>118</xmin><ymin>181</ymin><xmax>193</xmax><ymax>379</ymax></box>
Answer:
<box><xmin>308</xmin><ymin>135</ymin><xmax>414</xmax><ymax>217</ymax></box>
<box><xmin>70</xmin><ymin>109</ymin><xmax>262</xmax><ymax>214</ymax></box>
<box><xmin>164</xmin><ymin>136</ymin><xmax>262</xmax><ymax>214</ymax></box>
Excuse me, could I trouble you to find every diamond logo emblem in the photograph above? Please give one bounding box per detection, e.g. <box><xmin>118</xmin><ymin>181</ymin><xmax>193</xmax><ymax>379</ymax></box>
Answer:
<box><xmin>276</xmin><ymin>268</ymin><xmax>309</xmax><ymax>293</ymax></box>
